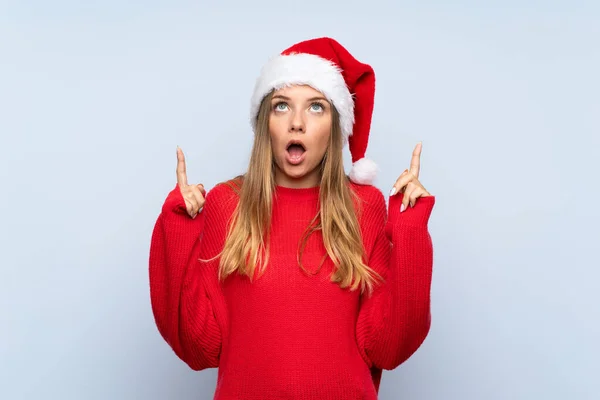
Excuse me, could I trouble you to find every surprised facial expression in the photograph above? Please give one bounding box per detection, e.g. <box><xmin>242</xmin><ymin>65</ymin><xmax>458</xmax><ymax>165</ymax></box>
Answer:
<box><xmin>269</xmin><ymin>85</ymin><xmax>332</xmax><ymax>188</ymax></box>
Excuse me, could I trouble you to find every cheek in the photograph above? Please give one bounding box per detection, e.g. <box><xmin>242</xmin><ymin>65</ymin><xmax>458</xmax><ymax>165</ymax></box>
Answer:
<box><xmin>315</xmin><ymin>120</ymin><xmax>331</xmax><ymax>154</ymax></box>
<box><xmin>269</xmin><ymin>119</ymin><xmax>286</xmax><ymax>149</ymax></box>
<box><xmin>317</xmin><ymin>134</ymin><xmax>329</xmax><ymax>154</ymax></box>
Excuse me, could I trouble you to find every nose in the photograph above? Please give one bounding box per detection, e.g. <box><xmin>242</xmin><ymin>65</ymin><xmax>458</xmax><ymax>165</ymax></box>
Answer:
<box><xmin>289</xmin><ymin>111</ymin><xmax>305</xmax><ymax>133</ymax></box>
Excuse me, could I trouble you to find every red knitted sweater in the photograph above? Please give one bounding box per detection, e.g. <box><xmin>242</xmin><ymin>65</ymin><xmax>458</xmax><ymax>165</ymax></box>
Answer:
<box><xmin>149</xmin><ymin>179</ymin><xmax>435</xmax><ymax>399</ymax></box>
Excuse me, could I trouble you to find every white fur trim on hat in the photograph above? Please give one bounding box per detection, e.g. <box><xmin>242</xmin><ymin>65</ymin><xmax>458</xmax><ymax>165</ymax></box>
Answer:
<box><xmin>348</xmin><ymin>157</ymin><xmax>378</xmax><ymax>185</ymax></box>
<box><xmin>250</xmin><ymin>53</ymin><xmax>354</xmax><ymax>141</ymax></box>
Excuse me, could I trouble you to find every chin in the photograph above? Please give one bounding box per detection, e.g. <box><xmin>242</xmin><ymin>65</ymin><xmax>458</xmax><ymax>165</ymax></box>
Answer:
<box><xmin>277</xmin><ymin>161</ymin><xmax>318</xmax><ymax>182</ymax></box>
<box><xmin>283</xmin><ymin>167</ymin><xmax>309</xmax><ymax>179</ymax></box>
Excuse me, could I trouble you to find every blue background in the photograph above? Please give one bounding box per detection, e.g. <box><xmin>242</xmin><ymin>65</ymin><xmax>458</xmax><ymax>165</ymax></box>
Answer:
<box><xmin>1</xmin><ymin>1</ymin><xmax>598</xmax><ymax>399</ymax></box>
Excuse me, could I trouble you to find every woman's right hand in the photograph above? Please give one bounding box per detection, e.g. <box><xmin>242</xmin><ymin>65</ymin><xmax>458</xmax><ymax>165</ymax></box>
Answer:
<box><xmin>176</xmin><ymin>147</ymin><xmax>206</xmax><ymax>218</ymax></box>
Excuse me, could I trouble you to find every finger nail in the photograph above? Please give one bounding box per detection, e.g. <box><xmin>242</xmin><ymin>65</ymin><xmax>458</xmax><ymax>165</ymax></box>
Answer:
<box><xmin>390</xmin><ymin>187</ymin><xmax>397</xmax><ymax>196</ymax></box>
<box><xmin>400</xmin><ymin>204</ymin><xmax>406</xmax><ymax>212</ymax></box>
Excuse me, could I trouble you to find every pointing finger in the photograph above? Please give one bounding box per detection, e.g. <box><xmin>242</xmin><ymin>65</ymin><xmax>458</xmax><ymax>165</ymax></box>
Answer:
<box><xmin>409</xmin><ymin>142</ymin><xmax>422</xmax><ymax>179</ymax></box>
<box><xmin>197</xmin><ymin>183</ymin><xmax>205</xmax><ymax>197</ymax></box>
<box><xmin>389</xmin><ymin>169</ymin><xmax>412</xmax><ymax>196</ymax></box>
<box><xmin>401</xmin><ymin>183</ymin><xmax>415</xmax><ymax>212</ymax></box>
<box><xmin>189</xmin><ymin>185</ymin><xmax>206</xmax><ymax>210</ymax></box>
<box><xmin>176</xmin><ymin>146</ymin><xmax>188</xmax><ymax>187</ymax></box>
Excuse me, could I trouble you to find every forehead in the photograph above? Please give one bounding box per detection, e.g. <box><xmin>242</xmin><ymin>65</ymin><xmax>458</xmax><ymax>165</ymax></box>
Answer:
<box><xmin>272</xmin><ymin>84</ymin><xmax>327</xmax><ymax>99</ymax></box>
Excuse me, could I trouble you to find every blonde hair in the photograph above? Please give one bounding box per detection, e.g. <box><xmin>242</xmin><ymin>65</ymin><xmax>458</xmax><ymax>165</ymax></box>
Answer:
<box><xmin>213</xmin><ymin>91</ymin><xmax>382</xmax><ymax>294</ymax></box>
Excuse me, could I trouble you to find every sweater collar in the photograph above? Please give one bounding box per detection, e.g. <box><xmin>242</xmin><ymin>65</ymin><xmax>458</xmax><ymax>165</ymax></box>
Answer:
<box><xmin>274</xmin><ymin>184</ymin><xmax>320</xmax><ymax>201</ymax></box>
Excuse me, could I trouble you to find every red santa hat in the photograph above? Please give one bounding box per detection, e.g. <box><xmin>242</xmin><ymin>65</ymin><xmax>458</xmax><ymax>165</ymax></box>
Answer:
<box><xmin>249</xmin><ymin>37</ymin><xmax>377</xmax><ymax>185</ymax></box>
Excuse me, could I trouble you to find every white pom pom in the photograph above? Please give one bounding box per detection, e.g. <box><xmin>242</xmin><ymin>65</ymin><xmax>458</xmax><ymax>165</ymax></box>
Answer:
<box><xmin>349</xmin><ymin>157</ymin><xmax>378</xmax><ymax>185</ymax></box>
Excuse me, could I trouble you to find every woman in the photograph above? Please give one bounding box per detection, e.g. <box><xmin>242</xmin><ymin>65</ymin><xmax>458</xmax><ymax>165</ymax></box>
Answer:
<box><xmin>149</xmin><ymin>37</ymin><xmax>435</xmax><ymax>399</ymax></box>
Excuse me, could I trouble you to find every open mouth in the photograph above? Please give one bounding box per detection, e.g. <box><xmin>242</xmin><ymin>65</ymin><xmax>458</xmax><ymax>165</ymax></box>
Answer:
<box><xmin>286</xmin><ymin>142</ymin><xmax>306</xmax><ymax>154</ymax></box>
<box><xmin>285</xmin><ymin>141</ymin><xmax>306</xmax><ymax>164</ymax></box>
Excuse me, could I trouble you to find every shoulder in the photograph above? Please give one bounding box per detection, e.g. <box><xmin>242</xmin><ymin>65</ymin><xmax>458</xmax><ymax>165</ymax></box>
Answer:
<box><xmin>349</xmin><ymin>182</ymin><xmax>387</xmax><ymax>225</ymax></box>
<box><xmin>206</xmin><ymin>176</ymin><xmax>242</xmax><ymax>202</ymax></box>
<box><xmin>202</xmin><ymin>176</ymin><xmax>242</xmax><ymax>220</ymax></box>
<box><xmin>349</xmin><ymin>182</ymin><xmax>386</xmax><ymax>213</ymax></box>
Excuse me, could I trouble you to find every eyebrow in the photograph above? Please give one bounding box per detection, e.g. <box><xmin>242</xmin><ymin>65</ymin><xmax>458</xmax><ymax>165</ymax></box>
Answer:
<box><xmin>271</xmin><ymin>95</ymin><xmax>329</xmax><ymax>102</ymax></box>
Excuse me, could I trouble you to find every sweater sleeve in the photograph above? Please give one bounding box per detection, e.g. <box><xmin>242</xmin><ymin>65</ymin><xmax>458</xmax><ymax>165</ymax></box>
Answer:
<box><xmin>149</xmin><ymin>183</ymin><xmax>230</xmax><ymax>371</ymax></box>
<box><xmin>356</xmin><ymin>190</ymin><xmax>435</xmax><ymax>370</ymax></box>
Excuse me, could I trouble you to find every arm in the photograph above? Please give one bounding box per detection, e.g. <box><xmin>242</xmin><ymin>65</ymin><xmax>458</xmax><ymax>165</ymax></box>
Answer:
<box><xmin>149</xmin><ymin>184</ymin><xmax>224</xmax><ymax>370</ymax></box>
<box><xmin>356</xmin><ymin>190</ymin><xmax>435</xmax><ymax>370</ymax></box>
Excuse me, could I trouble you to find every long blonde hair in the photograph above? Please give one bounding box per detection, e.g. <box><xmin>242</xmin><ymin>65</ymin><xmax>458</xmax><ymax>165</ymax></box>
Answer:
<box><xmin>214</xmin><ymin>90</ymin><xmax>382</xmax><ymax>294</ymax></box>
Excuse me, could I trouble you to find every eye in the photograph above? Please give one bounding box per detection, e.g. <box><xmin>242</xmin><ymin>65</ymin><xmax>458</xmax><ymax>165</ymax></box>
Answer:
<box><xmin>273</xmin><ymin>102</ymin><xmax>289</xmax><ymax>112</ymax></box>
<box><xmin>309</xmin><ymin>102</ymin><xmax>325</xmax><ymax>112</ymax></box>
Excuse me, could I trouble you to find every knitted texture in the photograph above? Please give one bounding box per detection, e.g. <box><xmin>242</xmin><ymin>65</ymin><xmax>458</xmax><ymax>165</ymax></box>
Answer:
<box><xmin>149</xmin><ymin>180</ymin><xmax>435</xmax><ymax>399</ymax></box>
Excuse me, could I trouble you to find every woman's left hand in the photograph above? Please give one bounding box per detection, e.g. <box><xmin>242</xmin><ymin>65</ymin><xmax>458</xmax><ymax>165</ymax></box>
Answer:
<box><xmin>389</xmin><ymin>142</ymin><xmax>432</xmax><ymax>212</ymax></box>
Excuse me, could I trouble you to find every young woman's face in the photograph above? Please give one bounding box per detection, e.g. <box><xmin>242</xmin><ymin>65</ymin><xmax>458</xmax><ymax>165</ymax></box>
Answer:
<box><xmin>269</xmin><ymin>85</ymin><xmax>332</xmax><ymax>188</ymax></box>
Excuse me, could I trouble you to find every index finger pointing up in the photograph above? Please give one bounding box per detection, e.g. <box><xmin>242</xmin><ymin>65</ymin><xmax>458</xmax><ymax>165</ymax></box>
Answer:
<box><xmin>176</xmin><ymin>146</ymin><xmax>188</xmax><ymax>186</ymax></box>
<box><xmin>409</xmin><ymin>142</ymin><xmax>422</xmax><ymax>179</ymax></box>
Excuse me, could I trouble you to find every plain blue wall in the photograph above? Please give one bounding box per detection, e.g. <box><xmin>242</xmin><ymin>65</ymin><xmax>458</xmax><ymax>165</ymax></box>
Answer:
<box><xmin>1</xmin><ymin>1</ymin><xmax>598</xmax><ymax>399</ymax></box>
